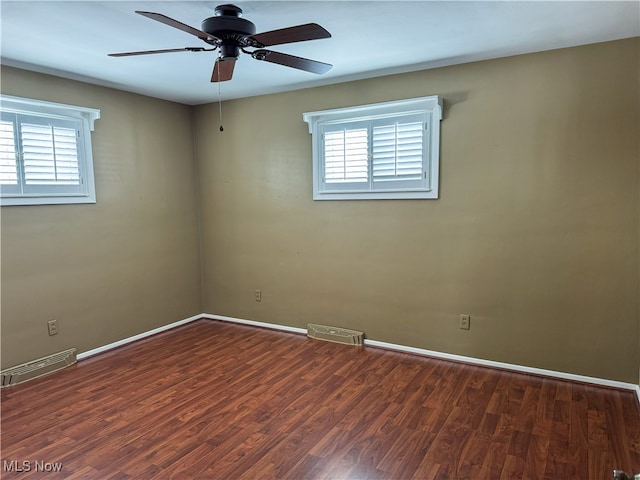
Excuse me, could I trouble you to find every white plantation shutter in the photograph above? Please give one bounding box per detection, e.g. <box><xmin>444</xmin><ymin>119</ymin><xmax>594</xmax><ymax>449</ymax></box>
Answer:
<box><xmin>304</xmin><ymin>95</ymin><xmax>441</xmax><ymax>200</ymax></box>
<box><xmin>0</xmin><ymin>118</ymin><xmax>19</xmax><ymax>194</ymax></box>
<box><xmin>372</xmin><ymin>119</ymin><xmax>424</xmax><ymax>182</ymax></box>
<box><xmin>323</xmin><ymin>127</ymin><xmax>368</xmax><ymax>184</ymax></box>
<box><xmin>3</xmin><ymin>114</ymin><xmax>86</xmax><ymax>197</ymax></box>
<box><xmin>21</xmin><ymin>120</ymin><xmax>81</xmax><ymax>187</ymax></box>
<box><xmin>319</xmin><ymin>114</ymin><xmax>428</xmax><ymax>193</ymax></box>
<box><xmin>0</xmin><ymin>94</ymin><xmax>99</xmax><ymax>206</ymax></box>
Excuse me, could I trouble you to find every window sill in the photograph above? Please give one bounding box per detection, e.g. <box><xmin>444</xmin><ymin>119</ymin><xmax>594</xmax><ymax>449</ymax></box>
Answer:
<box><xmin>314</xmin><ymin>190</ymin><xmax>438</xmax><ymax>201</ymax></box>
<box><xmin>1</xmin><ymin>194</ymin><xmax>96</xmax><ymax>207</ymax></box>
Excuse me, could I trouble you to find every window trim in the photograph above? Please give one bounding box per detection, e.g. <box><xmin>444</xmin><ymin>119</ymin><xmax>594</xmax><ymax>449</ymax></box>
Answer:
<box><xmin>303</xmin><ymin>95</ymin><xmax>442</xmax><ymax>200</ymax></box>
<box><xmin>0</xmin><ymin>94</ymin><xmax>100</xmax><ymax>206</ymax></box>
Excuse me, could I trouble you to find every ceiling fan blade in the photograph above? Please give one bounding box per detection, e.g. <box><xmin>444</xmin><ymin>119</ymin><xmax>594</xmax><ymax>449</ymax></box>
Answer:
<box><xmin>136</xmin><ymin>11</ymin><xmax>216</xmax><ymax>42</ymax></box>
<box><xmin>211</xmin><ymin>57</ymin><xmax>236</xmax><ymax>82</ymax></box>
<box><xmin>249</xmin><ymin>23</ymin><xmax>331</xmax><ymax>47</ymax></box>
<box><xmin>109</xmin><ymin>47</ymin><xmax>208</xmax><ymax>57</ymax></box>
<box><xmin>252</xmin><ymin>50</ymin><xmax>332</xmax><ymax>74</ymax></box>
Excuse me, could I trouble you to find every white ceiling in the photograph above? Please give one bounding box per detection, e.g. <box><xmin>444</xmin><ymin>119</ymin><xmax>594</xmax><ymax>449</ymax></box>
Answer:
<box><xmin>1</xmin><ymin>1</ymin><xmax>639</xmax><ymax>105</ymax></box>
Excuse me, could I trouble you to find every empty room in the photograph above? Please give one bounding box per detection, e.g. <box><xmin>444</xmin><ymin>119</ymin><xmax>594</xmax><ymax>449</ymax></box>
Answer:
<box><xmin>1</xmin><ymin>1</ymin><xmax>639</xmax><ymax>479</ymax></box>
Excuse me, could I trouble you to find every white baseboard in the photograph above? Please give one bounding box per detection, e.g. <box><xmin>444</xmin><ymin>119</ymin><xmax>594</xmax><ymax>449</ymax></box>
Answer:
<box><xmin>76</xmin><ymin>314</ymin><xmax>202</xmax><ymax>360</ymax></box>
<box><xmin>206</xmin><ymin>313</ymin><xmax>640</xmax><ymax>395</ymax></box>
<box><xmin>75</xmin><ymin>312</ymin><xmax>640</xmax><ymax>398</ymax></box>
<box><xmin>363</xmin><ymin>338</ymin><xmax>637</xmax><ymax>392</ymax></box>
<box><xmin>201</xmin><ymin>313</ymin><xmax>307</xmax><ymax>335</ymax></box>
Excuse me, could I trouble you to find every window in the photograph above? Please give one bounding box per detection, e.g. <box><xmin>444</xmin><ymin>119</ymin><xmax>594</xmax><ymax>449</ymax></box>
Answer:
<box><xmin>303</xmin><ymin>95</ymin><xmax>442</xmax><ymax>200</ymax></box>
<box><xmin>0</xmin><ymin>95</ymin><xmax>100</xmax><ymax>206</ymax></box>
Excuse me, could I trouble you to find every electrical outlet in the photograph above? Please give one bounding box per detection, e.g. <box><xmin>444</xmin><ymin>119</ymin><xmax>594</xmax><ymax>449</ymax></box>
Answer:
<box><xmin>47</xmin><ymin>319</ymin><xmax>58</xmax><ymax>336</ymax></box>
<box><xmin>255</xmin><ymin>289</ymin><xmax>262</xmax><ymax>302</ymax></box>
<box><xmin>459</xmin><ymin>314</ymin><xmax>470</xmax><ymax>330</ymax></box>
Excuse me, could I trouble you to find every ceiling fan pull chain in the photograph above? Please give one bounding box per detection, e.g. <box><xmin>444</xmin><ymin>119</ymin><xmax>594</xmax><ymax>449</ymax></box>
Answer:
<box><xmin>218</xmin><ymin>60</ymin><xmax>224</xmax><ymax>132</ymax></box>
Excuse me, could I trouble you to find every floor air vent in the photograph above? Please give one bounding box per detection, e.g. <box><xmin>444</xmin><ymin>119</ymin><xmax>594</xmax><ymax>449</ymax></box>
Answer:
<box><xmin>307</xmin><ymin>324</ymin><xmax>364</xmax><ymax>345</ymax></box>
<box><xmin>1</xmin><ymin>348</ymin><xmax>77</xmax><ymax>388</ymax></box>
<box><xmin>613</xmin><ymin>470</ymin><xmax>640</xmax><ymax>480</ymax></box>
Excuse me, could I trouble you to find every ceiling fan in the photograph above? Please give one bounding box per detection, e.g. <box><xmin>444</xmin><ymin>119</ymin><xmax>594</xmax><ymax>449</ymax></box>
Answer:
<box><xmin>108</xmin><ymin>4</ymin><xmax>333</xmax><ymax>82</ymax></box>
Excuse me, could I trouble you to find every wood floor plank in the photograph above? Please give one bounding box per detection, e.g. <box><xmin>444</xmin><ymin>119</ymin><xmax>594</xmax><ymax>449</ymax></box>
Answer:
<box><xmin>1</xmin><ymin>319</ymin><xmax>639</xmax><ymax>479</ymax></box>
<box><xmin>456</xmin><ymin>431</ymin><xmax>492</xmax><ymax>479</ymax></box>
<box><xmin>523</xmin><ymin>433</ymin><xmax>549</xmax><ymax>480</ymax></box>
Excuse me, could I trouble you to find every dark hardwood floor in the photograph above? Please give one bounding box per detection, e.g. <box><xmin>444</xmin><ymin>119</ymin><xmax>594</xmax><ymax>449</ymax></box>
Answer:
<box><xmin>1</xmin><ymin>319</ymin><xmax>639</xmax><ymax>479</ymax></box>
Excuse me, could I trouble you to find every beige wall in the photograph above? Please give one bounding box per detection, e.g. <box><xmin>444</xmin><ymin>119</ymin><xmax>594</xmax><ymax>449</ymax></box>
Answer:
<box><xmin>1</xmin><ymin>38</ymin><xmax>638</xmax><ymax>384</ymax></box>
<box><xmin>0</xmin><ymin>67</ymin><xmax>202</xmax><ymax>368</ymax></box>
<box><xmin>194</xmin><ymin>38</ymin><xmax>639</xmax><ymax>383</ymax></box>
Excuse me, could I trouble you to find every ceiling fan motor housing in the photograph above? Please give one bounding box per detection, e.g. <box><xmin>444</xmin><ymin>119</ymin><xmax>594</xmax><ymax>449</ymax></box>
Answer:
<box><xmin>202</xmin><ymin>4</ymin><xmax>256</xmax><ymax>59</ymax></box>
